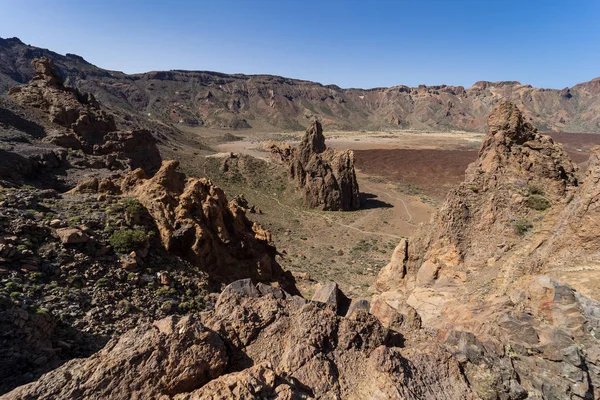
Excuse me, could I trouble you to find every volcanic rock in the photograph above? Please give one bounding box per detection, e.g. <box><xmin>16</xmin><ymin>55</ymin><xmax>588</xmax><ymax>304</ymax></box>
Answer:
<box><xmin>311</xmin><ymin>281</ymin><xmax>351</xmax><ymax>316</ymax></box>
<box><xmin>55</xmin><ymin>227</ymin><xmax>89</xmax><ymax>244</ymax></box>
<box><xmin>2</xmin><ymin>316</ymin><xmax>228</xmax><ymax>400</ymax></box>
<box><xmin>371</xmin><ymin>102</ymin><xmax>600</xmax><ymax>399</ymax></box>
<box><xmin>7</xmin><ymin>58</ymin><xmax>161</xmax><ymax>176</ymax></box>
<box><xmin>267</xmin><ymin>120</ymin><xmax>360</xmax><ymax>211</ymax></box>
<box><xmin>121</xmin><ymin>160</ymin><xmax>295</xmax><ymax>290</ymax></box>
<box><xmin>9</xmin><ymin>57</ymin><xmax>116</xmax><ymax>144</ymax></box>
<box><xmin>4</xmin><ymin>280</ymin><xmax>477</xmax><ymax>399</ymax></box>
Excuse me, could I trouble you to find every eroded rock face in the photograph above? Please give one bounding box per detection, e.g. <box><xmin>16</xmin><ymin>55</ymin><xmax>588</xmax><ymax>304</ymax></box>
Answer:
<box><xmin>4</xmin><ymin>280</ymin><xmax>477</xmax><ymax>399</ymax></box>
<box><xmin>2</xmin><ymin>316</ymin><xmax>228</xmax><ymax>400</ymax></box>
<box><xmin>9</xmin><ymin>58</ymin><xmax>116</xmax><ymax>144</ymax></box>
<box><xmin>121</xmin><ymin>160</ymin><xmax>295</xmax><ymax>290</ymax></box>
<box><xmin>7</xmin><ymin>58</ymin><xmax>161</xmax><ymax>175</ymax></box>
<box><xmin>394</xmin><ymin>101</ymin><xmax>581</xmax><ymax>321</ymax></box>
<box><xmin>372</xmin><ymin>102</ymin><xmax>600</xmax><ymax>399</ymax></box>
<box><xmin>268</xmin><ymin>120</ymin><xmax>360</xmax><ymax>211</ymax></box>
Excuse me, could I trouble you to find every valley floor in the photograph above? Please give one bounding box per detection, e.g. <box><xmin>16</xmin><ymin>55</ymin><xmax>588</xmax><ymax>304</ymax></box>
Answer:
<box><xmin>160</xmin><ymin>127</ymin><xmax>600</xmax><ymax>299</ymax></box>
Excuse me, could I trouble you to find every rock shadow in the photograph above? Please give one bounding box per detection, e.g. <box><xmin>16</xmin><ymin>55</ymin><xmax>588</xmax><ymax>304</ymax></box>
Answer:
<box><xmin>360</xmin><ymin>192</ymin><xmax>393</xmax><ymax>210</ymax></box>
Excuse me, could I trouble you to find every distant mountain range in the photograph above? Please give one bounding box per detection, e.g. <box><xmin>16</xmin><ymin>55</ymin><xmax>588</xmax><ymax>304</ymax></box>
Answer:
<box><xmin>2</xmin><ymin>36</ymin><xmax>600</xmax><ymax>133</ymax></box>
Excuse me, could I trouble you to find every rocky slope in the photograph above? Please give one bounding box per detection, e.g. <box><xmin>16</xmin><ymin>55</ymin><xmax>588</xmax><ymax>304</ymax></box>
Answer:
<box><xmin>372</xmin><ymin>102</ymin><xmax>600</xmax><ymax>399</ymax></box>
<box><xmin>2</xmin><ymin>279</ymin><xmax>477</xmax><ymax>400</ymax></box>
<box><xmin>0</xmin><ymin>59</ymin><xmax>296</xmax><ymax>393</ymax></box>
<box><xmin>268</xmin><ymin>120</ymin><xmax>360</xmax><ymax>211</ymax></box>
<box><xmin>2</xmin><ymin>37</ymin><xmax>600</xmax><ymax>133</ymax></box>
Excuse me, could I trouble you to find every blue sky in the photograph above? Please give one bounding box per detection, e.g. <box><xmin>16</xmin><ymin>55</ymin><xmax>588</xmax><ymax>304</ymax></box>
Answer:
<box><xmin>0</xmin><ymin>0</ymin><xmax>598</xmax><ymax>89</ymax></box>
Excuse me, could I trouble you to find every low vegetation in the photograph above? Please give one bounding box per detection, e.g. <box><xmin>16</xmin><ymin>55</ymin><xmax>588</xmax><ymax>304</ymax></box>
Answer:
<box><xmin>514</xmin><ymin>219</ymin><xmax>533</xmax><ymax>235</ymax></box>
<box><xmin>525</xmin><ymin>194</ymin><xmax>550</xmax><ymax>211</ymax></box>
<box><xmin>109</xmin><ymin>229</ymin><xmax>152</xmax><ymax>253</ymax></box>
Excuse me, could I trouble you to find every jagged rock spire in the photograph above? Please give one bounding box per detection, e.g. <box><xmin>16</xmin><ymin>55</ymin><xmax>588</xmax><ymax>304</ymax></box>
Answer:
<box><xmin>31</xmin><ymin>57</ymin><xmax>63</xmax><ymax>86</ymax></box>
<box><xmin>299</xmin><ymin>120</ymin><xmax>326</xmax><ymax>164</ymax></box>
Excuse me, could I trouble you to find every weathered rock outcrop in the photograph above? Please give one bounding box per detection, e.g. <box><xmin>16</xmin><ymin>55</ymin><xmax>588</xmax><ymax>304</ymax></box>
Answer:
<box><xmin>372</xmin><ymin>102</ymin><xmax>600</xmax><ymax>399</ymax></box>
<box><xmin>121</xmin><ymin>160</ymin><xmax>295</xmax><ymax>290</ymax></box>
<box><xmin>268</xmin><ymin>120</ymin><xmax>360</xmax><ymax>211</ymax></box>
<box><xmin>9</xmin><ymin>58</ymin><xmax>116</xmax><ymax>145</ymax></box>
<box><xmin>6</xmin><ymin>58</ymin><xmax>161</xmax><ymax>175</ymax></box>
<box><xmin>2</xmin><ymin>315</ymin><xmax>229</xmax><ymax>400</ymax></box>
<box><xmin>3</xmin><ymin>280</ymin><xmax>477</xmax><ymax>399</ymax></box>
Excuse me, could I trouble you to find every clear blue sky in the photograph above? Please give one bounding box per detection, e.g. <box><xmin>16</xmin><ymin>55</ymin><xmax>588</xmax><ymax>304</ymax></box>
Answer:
<box><xmin>1</xmin><ymin>0</ymin><xmax>598</xmax><ymax>89</ymax></box>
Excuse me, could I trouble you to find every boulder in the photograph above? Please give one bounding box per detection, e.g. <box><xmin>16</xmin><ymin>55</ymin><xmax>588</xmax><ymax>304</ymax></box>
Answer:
<box><xmin>311</xmin><ymin>281</ymin><xmax>351</xmax><ymax>316</ymax></box>
<box><xmin>55</xmin><ymin>228</ymin><xmax>89</xmax><ymax>244</ymax></box>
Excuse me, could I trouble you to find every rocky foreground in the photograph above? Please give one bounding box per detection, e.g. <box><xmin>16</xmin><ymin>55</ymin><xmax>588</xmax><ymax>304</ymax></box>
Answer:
<box><xmin>1</xmin><ymin>59</ymin><xmax>599</xmax><ymax>399</ymax></box>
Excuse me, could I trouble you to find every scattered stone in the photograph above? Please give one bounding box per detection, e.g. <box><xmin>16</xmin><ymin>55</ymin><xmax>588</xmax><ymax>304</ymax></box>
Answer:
<box><xmin>311</xmin><ymin>281</ymin><xmax>351</xmax><ymax>316</ymax></box>
<box><xmin>55</xmin><ymin>228</ymin><xmax>89</xmax><ymax>244</ymax></box>
<box><xmin>49</xmin><ymin>219</ymin><xmax>63</xmax><ymax>228</ymax></box>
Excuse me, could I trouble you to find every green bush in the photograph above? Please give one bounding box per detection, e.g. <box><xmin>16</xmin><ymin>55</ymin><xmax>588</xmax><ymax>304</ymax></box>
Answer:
<box><xmin>5</xmin><ymin>282</ymin><xmax>21</xmax><ymax>292</ymax></box>
<box><xmin>526</xmin><ymin>195</ymin><xmax>550</xmax><ymax>211</ymax></box>
<box><xmin>109</xmin><ymin>229</ymin><xmax>151</xmax><ymax>253</ymax></box>
<box><xmin>118</xmin><ymin>299</ymin><xmax>135</xmax><ymax>313</ymax></box>
<box><xmin>528</xmin><ymin>185</ymin><xmax>544</xmax><ymax>196</ymax></box>
<box><xmin>470</xmin><ymin>185</ymin><xmax>479</xmax><ymax>193</ymax></box>
<box><xmin>95</xmin><ymin>278</ymin><xmax>110</xmax><ymax>288</ymax></box>
<box><xmin>156</xmin><ymin>286</ymin><xmax>177</xmax><ymax>297</ymax></box>
<box><xmin>514</xmin><ymin>219</ymin><xmax>533</xmax><ymax>236</ymax></box>
<box><xmin>29</xmin><ymin>272</ymin><xmax>44</xmax><ymax>283</ymax></box>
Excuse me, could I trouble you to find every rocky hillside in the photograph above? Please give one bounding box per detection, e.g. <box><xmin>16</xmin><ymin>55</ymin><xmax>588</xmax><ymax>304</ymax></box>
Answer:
<box><xmin>0</xmin><ymin>58</ymin><xmax>295</xmax><ymax>393</ymax></box>
<box><xmin>372</xmin><ymin>102</ymin><xmax>600</xmax><ymax>399</ymax></box>
<box><xmin>2</xmin><ymin>37</ymin><xmax>600</xmax><ymax>133</ymax></box>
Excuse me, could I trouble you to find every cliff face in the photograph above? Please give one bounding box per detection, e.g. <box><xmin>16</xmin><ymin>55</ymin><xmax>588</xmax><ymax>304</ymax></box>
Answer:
<box><xmin>2</xmin><ymin>37</ymin><xmax>600</xmax><ymax>133</ymax></box>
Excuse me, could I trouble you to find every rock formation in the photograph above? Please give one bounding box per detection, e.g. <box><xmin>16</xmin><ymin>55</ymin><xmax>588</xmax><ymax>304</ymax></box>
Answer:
<box><xmin>3</xmin><ymin>279</ymin><xmax>477</xmax><ymax>399</ymax></box>
<box><xmin>268</xmin><ymin>120</ymin><xmax>360</xmax><ymax>211</ymax></box>
<box><xmin>120</xmin><ymin>160</ymin><xmax>295</xmax><ymax>290</ymax></box>
<box><xmin>372</xmin><ymin>101</ymin><xmax>600</xmax><ymax>399</ymax></box>
<box><xmin>9</xmin><ymin>57</ymin><xmax>117</xmax><ymax>145</ymax></box>
<box><xmin>7</xmin><ymin>57</ymin><xmax>161</xmax><ymax>175</ymax></box>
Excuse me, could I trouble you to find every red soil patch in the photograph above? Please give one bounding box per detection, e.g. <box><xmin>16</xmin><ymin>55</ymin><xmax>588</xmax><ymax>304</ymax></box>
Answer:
<box><xmin>355</xmin><ymin>132</ymin><xmax>600</xmax><ymax>199</ymax></box>
<box><xmin>545</xmin><ymin>132</ymin><xmax>600</xmax><ymax>164</ymax></box>
<box><xmin>354</xmin><ymin>149</ymin><xmax>477</xmax><ymax>199</ymax></box>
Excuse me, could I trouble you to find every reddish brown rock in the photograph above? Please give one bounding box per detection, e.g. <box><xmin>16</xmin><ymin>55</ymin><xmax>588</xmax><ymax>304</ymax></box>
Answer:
<box><xmin>267</xmin><ymin>120</ymin><xmax>360</xmax><ymax>211</ymax></box>
<box><xmin>121</xmin><ymin>160</ymin><xmax>295</xmax><ymax>290</ymax></box>
<box><xmin>9</xmin><ymin>58</ymin><xmax>116</xmax><ymax>144</ymax></box>
<box><xmin>8</xmin><ymin>58</ymin><xmax>161</xmax><ymax>174</ymax></box>
<box><xmin>372</xmin><ymin>102</ymin><xmax>600</xmax><ymax>399</ymax></box>
<box><xmin>3</xmin><ymin>281</ymin><xmax>478</xmax><ymax>399</ymax></box>
<box><xmin>2</xmin><ymin>316</ymin><xmax>228</xmax><ymax>400</ymax></box>
<box><xmin>55</xmin><ymin>228</ymin><xmax>89</xmax><ymax>244</ymax></box>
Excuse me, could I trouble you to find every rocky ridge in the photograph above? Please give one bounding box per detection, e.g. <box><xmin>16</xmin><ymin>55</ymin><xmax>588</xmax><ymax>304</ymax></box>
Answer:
<box><xmin>3</xmin><ymin>279</ymin><xmax>477</xmax><ymax>400</ymax></box>
<box><xmin>372</xmin><ymin>101</ymin><xmax>600</xmax><ymax>399</ymax></box>
<box><xmin>268</xmin><ymin>120</ymin><xmax>360</xmax><ymax>211</ymax></box>
<box><xmin>2</xmin><ymin>37</ymin><xmax>600</xmax><ymax>133</ymax></box>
